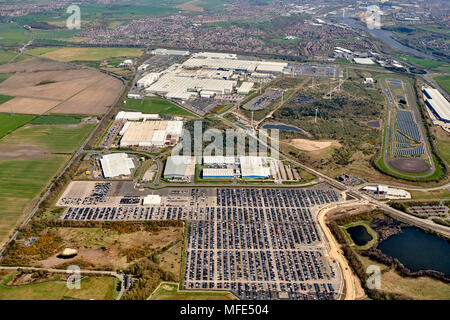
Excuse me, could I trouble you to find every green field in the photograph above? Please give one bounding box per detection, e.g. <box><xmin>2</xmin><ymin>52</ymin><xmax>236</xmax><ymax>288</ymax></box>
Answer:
<box><xmin>434</xmin><ymin>127</ymin><xmax>450</xmax><ymax>167</ymax></box>
<box><xmin>0</xmin><ymin>113</ymin><xmax>35</xmax><ymax>139</ymax></box>
<box><xmin>30</xmin><ymin>28</ymin><xmax>82</xmax><ymax>42</ymax></box>
<box><xmin>0</xmin><ymin>123</ymin><xmax>95</xmax><ymax>245</ymax></box>
<box><xmin>0</xmin><ymin>74</ymin><xmax>11</xmax><ymax>84</ymax></box>
<box><xmin>0</xmin><ymin>156</ymin><xmax>68</xmax><ymax>244</ymax></box>
<box><xmin>25</xmin><ymin>47</ymin><xmax>58</xmax><ymax>56</ymax></box>
<box><xmin>0</xmin><ymin>23</ymin><xmax>31</xmax><ymax>45</ymax></box>
<box><xmin>150</xmin><ymin>282</ymin><xmax>236</xmax><ymax>300</ymax></box>
<box><xmin>27</xmin><ymin>47</ymin><xmax>142</xmax><ymax>62</ymax></box>
<box><xmin>31</xmin><ymin>115</ymin><xmax>82</xmax><ymax>125</ymax></box>
<box><xmin>434</xmin><ymin>75</ymin><xmax>450</xmax><ymax>94</ymax></box>
<box><xmin>437</xmin><ymin>140</ymin><xmax>450</xmax><ymax>167</ymax></box>
<box><xmin>396</xmin><ymin>55</ymin><xmax>450</xmax><ymax>72</ymax></box>
<box><xmin>0</xmin><ymin>123</ymin><xmax>95</xmax><ymax>153</ymax></box>
<box><xmin>0</xmin><ymin>50</ymin><xmax>17</xmax><ymax>65</ymax></box>
<box><xmin>0</xmin><ymin>273</ymin><xmax>119</xmax><ymax>300</ymax></box>
<box><xmin>122</xmin><ymin>97</ymin><xmax>197</xmax><ymax>117</ymax></box>
<box><xmin>0</xmin><ymin>95</ymin><xmax>14</xmax><ymax>105</ymax></box>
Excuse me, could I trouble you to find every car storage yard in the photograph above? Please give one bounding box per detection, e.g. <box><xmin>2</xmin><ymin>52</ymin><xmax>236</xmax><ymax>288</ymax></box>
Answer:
<box><xmin>57</xmin><ymin>183</ymin><xmax>342</xmax><ymax>300</ymax></box>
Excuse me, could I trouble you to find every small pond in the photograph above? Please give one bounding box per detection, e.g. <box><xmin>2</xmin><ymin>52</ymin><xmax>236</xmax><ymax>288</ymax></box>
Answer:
<box><xmin>347</xmin><ymin>225</ymin><xmax>373</xmax><ymax>246</ymax></box>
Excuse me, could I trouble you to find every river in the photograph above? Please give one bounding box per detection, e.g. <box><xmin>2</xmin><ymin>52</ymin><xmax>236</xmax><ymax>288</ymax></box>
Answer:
<box><xmin>339</xmin><ymin>16</ymin><xmax>435</xmax><ymax>60</ymax></box>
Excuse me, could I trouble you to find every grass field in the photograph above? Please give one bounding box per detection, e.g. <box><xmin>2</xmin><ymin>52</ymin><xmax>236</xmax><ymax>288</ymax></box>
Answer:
<box><xmin>0</xmin><ymin>123</ymin><xmax>95</xmax><ymax>153</ymax></box>
<box><xmin>0</xmin><ymin>123</ymin><xmax>95</xmax><ymax>246</ymax></box>
<box><xmin>28</xmin><ymin>47</ymin><xmax>142</xmax><ymax>62</ymax></box>
<box><xmin>433</xmin><ymin>75</ymin><xmax>450</xmax><ymax>94</ymax></box>
<box><xmin>396</xmin><ymin>56</ymin><xmax>450</xmax><ymax>73</ymax></box>
<box><xmin>0</xmin><ymin>50</ymin><xmax>17</xmax><ymax>65</ymax></box>
<box><xmin>0</xmin><ymin>156</ymin><xmax>68</xmax><ymax>244</ymax></box>
<box><xmin>150</xmin><ymin>282</ymin><xmax>236</xmax><ymax>300</ymax></box>
<box><xmin>409</xmin><ymin>189</ymin><xmax>450</xmax><ymax>200</ymax></box>
<box><xmin>31</xmin><ymin>115</ymin><xmax>82</xmax><ymax>125</ymax></box>
<box><xmin>0</xmin><ymin>74</ymin><xmax>11</xmax><ymax>83</ymax></box>
<box><xmin>358</xmin><ymin>255</ymin><xmax>450</xmax><ymax>300</ymax></box>
<box><xmin>0</xmin><ymin>95</ymin><xmax>14</xmax><ymax>105</ymax></box>
<box><xmin>0</xmin><ymin>113</ymin><xmax>35</xmax><ymax>139</ymax></box>
<box><xmin>0</xmin><ymin>23</ymin><xmax>31</xmax><ymax>45</ymax></box>
<box><xmin>0</xmin><ymin>272</ymin><xmax>119</xmax><ymax>300</ymax></box>
<box><xmin>433</xmin><ymin>127</ymin><xmax>450</xmax><ymax>167</ymax></box>
<box><xmin>122</xmin><ymin>97</ymin><xmax>197</xmax><ymax>117</ymax></box>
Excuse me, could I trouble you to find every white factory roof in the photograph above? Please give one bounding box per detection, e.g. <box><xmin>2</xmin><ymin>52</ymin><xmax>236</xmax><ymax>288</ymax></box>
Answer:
<box><xmin>151</xmin><ymin>130</ymin><xmax>166</xmax><ymax>145</ymax></box>
<box><xmin>143</xmin><ymin>194</ymin><xmax>162</xmax><ymax>206</ymax></box>
<box><xmin>193</xmin><ymin>52</ymin><xmax>237</xmax><ymax>60</ymax></box>
<box><xmin>182</xmin><ymin>57</ymin><xmax>287</xmax><ymax>73</ymax></box>
<box><xmin>239</xmin><ymin>156</ymin><xmax>271</xmax><ymax>178</ymax></box>
<box><xmin>335</xmin><ymin>47</ymin><xmax>353</xmax><ymax>54</ymax></box>
<box><xmin>119</xmin><ymin>121</ymin><xmax>131</xmax><ymax>136</ymax></box>
<box><xmin>100</xmin><ymin>153</ymin><xmax>135</xmax><ymax>178</ymax></box>
<box><xmin>138</xmin><ymin>63</ymin><xmax>150</xmax><ymax>71</ymax></box>
<box><xmin>164</xmin><ymin>156</ymin><xmax>195</xmax><ymax>179</ymax></box>
<box><xmin>423</xmin><ymin>87</ymin><xmax>450</xmax><ymax>122</ymax></box>
<box><xmin>120</xmin><ymin>120</ymin><xmax>182</xmax><ymax>147</ymax></box>
<box><xmin>237</xmin><ymin>82</ymin><xmax>254</xmax><ymax>94</ymax></box>
<box><xmin>353</xmin><ymin>57</ymin><xmax>375</xmax><ymax>65</ymax></box>
<box><xmin>121</xmin><ymin>59</ymin><xmax>133</xmax><ymax>66</ymax></box>
<box><xmin>165</xmin><ymin>120</ymin><xmax>183</xmax><ymax>135</ymax></box>
<box><xmin>251</xmin><ymin>72</ymin><xmax>273</xmax><ymax>78</ymax></box>
<box><xmin>255</xmin><ymin>62</ymin><xmax>287</xmax><ymax>73</ymax></box>
<box><xmin>203</xmin><ymin>168</ymin><xmax>234</xmax><ymax>177</ymax></box>
<box><xmin>363</xmin><ymin>185</ymin><xmax>410</xmax><ymax>199</ymax></box>
<box><xmin>151</xmin><ymin>48</ymin><xmax>190</xmax><ymax>56</ymax></box>
<box><xmin>127</xmin><ymin>94</ymin><xmax>141</xmax><ymax>99</ymax></box>
<box><xmin>136</xmin><ymin>73</ymin><xmax>161</xmax><ymax>88</ymax></box>
<box><xmin>200</xmin><ymin>90</ymin><xmax>216</xmax><ymax>98</ymax></box>
<box><xmin>116</xmin><ymin>111</ymin><xmax>160</xmax><ymax>121</ymax></box>
<box><xmin>146</xmin><ymin>73</ymin><xmax>236</xmax><ymax>100</ymax></box>
<box><xmin>203</xmin><ymin>156</ymin><xmax>236</xmax><ymax>165</ymax></box>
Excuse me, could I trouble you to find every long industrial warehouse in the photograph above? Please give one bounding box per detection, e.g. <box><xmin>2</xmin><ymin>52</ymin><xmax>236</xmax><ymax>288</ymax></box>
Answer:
<box><xmin>423</xmin><ymin>87</ymin><xmax>450</xmax><ymax>123</ymax></box>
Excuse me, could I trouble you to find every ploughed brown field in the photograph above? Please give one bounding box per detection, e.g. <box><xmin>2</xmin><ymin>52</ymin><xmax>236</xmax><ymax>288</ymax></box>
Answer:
<box><xmin>389</xmin><ymin>157</ymin><xmax>431</xmax><ymax>173</ymax></box>
<box><xmin>0</xmin><ymin>58</ymin><xmax>123</xmax><ymax>115</ymax></box>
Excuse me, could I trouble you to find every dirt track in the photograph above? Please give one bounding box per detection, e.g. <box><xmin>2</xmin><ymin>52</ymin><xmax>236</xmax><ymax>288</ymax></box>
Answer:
<box><xmin>317</xmin><ymin>202</ymin><xmax>368</xmax><ymax>300</ymax></box>
<box><xmin>287</xmin><ymin>138</ymin><xmax>340</xmax><ymax>152</ymax></box>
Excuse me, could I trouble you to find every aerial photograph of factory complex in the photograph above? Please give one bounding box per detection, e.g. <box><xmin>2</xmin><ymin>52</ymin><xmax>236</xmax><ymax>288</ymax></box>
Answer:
<box><xmin>0</xmin><ymin>0</ymin><xmax>448</xmax><ymax>310</ymax></box>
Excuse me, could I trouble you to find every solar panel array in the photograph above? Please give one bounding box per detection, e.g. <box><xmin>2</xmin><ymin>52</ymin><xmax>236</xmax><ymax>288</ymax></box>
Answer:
<box><xmin>395</xmin><ymin>133</ymin><xmax>410</xmax><ymax>143</ymax></box>
<box><xmin>388</xmin><ymin>79</ymin><xmax>402</xmax><ymax>89</ymax></box>
<box><xmin>396</xmin><ymin>143</ymin><xmax>411</xmax><ymax>148</ymax></box>
<box><xmin>395</xmin><ymin>145</ymin><xmax>424</xmax><ymax>156</ymax></box>
<box><xmin>396</xmin><ymin>110</ymin><xmax>421</xmax><ymax>142</ymax></box>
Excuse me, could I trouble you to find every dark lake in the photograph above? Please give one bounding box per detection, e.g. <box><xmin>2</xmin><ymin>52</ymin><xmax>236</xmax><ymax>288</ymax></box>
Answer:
<box><xmin>377</xmin><ymin>227</ymin><xmax>450</xmax><ymax>275</ymax></box>
<box><xmin>263</xmin><ymin>124</ymin><xmax>302</xmax><ymax>132</ymax></box>
<box><xmin>347</xmin><ymin>225</ymin><xmax>373</xmax><ymax>246</ymax></box>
